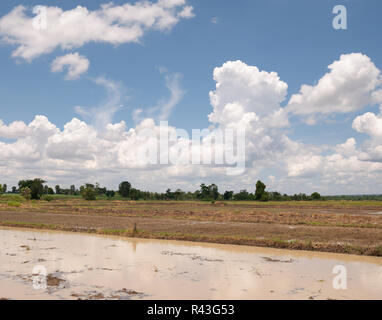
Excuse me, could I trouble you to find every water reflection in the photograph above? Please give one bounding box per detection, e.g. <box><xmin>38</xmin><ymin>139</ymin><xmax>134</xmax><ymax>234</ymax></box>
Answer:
<box><xmin>0</xmin><ymin>227</ymin><xmax>381</xmax><ymax>300</ymax></box>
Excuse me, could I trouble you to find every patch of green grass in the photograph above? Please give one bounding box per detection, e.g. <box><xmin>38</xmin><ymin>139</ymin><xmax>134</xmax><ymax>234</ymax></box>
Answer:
<box><xmin>0</xmin><ymin>221</ymin><xmax>58</xmax><ymax>229</ymax></box>
<box><xmin>99</xmin><ymin>229</ymin><xmax>129</xmax><ymax>236</ymax></box>
<box><xmin>0</xmin><ymin>194</ymin><xmax>25</xmax><ymax>203</ymax></box>
<box><xmin>7</xmin><ymin>201</ymin><xmax>21</xmax><ymax>207</ymax></box>
<box><xmin>42</xmin><ymin>195</ymin><xmax>54</xmax><ymax>202</ymax></box>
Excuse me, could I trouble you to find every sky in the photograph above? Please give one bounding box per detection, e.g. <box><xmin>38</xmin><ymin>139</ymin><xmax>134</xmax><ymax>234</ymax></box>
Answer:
<box><xmin>1</xmin><ymin>0</ymin><xmax>382</xmax><ymax>195</ymax></box>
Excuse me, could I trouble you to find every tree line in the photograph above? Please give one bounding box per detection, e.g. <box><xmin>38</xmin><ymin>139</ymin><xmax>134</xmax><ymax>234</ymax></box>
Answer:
<box><xmin>0</xmin><ymin>178</ymin><xmax>323</xmax><ymax>202</ymax></box>
<box><xmin>2</xmin><ymin>178</ymin><xmax>381</xmax><ymax>201</ymax></box>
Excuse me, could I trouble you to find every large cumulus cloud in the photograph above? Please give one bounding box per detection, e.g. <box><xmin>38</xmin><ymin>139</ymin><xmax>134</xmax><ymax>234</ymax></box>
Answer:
<box><xmin>2</xmin><ymin>54</ymin><xmax>382</xmax><ymax>194</ymax></box>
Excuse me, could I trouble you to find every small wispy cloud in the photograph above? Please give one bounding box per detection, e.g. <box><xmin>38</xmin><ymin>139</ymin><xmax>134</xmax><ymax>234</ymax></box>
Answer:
<box><xmin>158</xmin><ymin>72</ymin><xmax>185</xmax><ymax>120</ymax></box>
<box><xmin>134</xmin><ymin>69</ymin><xmax>185</xmax><ymax>123</ymax></box>
<box><xmin>74</xmin><ymin>77</ymin><xmax>125</xmax><ymax>130</ymax></box>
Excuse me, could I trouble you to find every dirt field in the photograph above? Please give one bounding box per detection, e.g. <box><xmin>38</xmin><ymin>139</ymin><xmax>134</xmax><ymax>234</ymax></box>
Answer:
<box><xmin>1</xmin><ymin>198</ymin><xmax>382</xmax><ymax>256</ymax></box>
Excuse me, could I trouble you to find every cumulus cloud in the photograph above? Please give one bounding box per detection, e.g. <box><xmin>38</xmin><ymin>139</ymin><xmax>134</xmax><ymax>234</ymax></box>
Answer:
<box><xmin>287</xmin><ymin>53</ymin><xmax>382</xmax><ymax>124</ymax></box>
<box><xmin>207</xmin><ymin>60</ymin><xmax>292</xmax><ymax>171</ymax></box>
<box><xmin>352</xmin><ymin>107</ymin><xmax>382</xmax><ymax>162</ymax></box>
<box><xmin>209</xmin><ymin>60</ymin><xmax>288</xmax><ymax>127</ymax></box>
<box><xmin>353</xmin><ymin>110</ymin><xmax>382</xmax><ymax>138</ymax></box>
<box><xmin>0</xmin><ymin>1</ymin><xmax>195</xmax><ymax>61</ymax></box>
<box><xmin>0</xmin><ymin>120</ymin><xmax>30</xmax><ymax>139</ymax></box>
<box><xmin>51</xmin><ymin>53</ymin><xmax>89</xmax><ymax>80</ymax></box>
<box><xmin>3</xmin><ymin>55</ymin><xmax>382</xmax><ymax>194</ymax></box>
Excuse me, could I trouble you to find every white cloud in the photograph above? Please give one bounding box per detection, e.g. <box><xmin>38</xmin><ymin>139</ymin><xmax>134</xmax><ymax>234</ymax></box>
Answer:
<box><xmin>287</xmin><ymin>53</ymin><xmax>382</xmax><ymax>124</ymax></box>
<box><xmin>75</xmin><ymin>77</ymin><xmax>125</xmax><ymax>130</ymax></box>
<box><xmin>353</xmin><ymin>110</ymin><xmax>382</xmax><ymax>139</ymax></box>
<box><xmin>3</xmin><ymin>56</ymin><xmax>382</xmax><ymax>194</ymax></box>
<box><xmin>0</xmin><ymin>1</ymin><xmax>195</xmax><ymax>61</ymax></box>
<box><xmin>287</xmin><ymin>154</ymin><xmax>323</xmax><ymax>178</ymax></box>
<box><xmin>0</xmin><ymin>120</ymin><xmax>30</xmax><ymax>139</ymax></box>
<box><xmin>158</xmin><ymin>72</ymin><xmax>185</xmax><ymax>120</ymax></box>
<box><xmin>134</xmin><ymin>70</ymin><xmax>185</xmax><ymax>122</ymax></box>
<box><xmin>178</xmin><ymin>6</ymin><xmax>195</xmax><ymax>19</ymax></box>
<box><xmin>352</xmin><ymin>108</ymin><xmax>382</xmax><ymax>162</ymax></box>
<box><xmin>207</xmin><ymin>60</ymin><xmax>292</xmax><ymax>171</ymax></box>
<box><xmin>51</xmin><ymin>53</ymin><xmax>89</xmax><ymax>80</ymax></box>
<box><xmin>209</xmin><ymin>60</ymin><xmax>288</xmax><ymax>127</ymax></box>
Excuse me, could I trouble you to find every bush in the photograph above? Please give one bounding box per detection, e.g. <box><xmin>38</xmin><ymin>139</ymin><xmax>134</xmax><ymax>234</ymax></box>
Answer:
<box><xmin>105</xmin><ymin>190</ymin><xmax>115</xmax><ymax>199</ymax></box>
<box><xmin>82</xmin><ymin>187</ymin><xmax>96</xmax><ymax>201</ymax></box>
<box><xmin>20</xmin><ymin>187</ymin><xmax>31</xmax><ymax>200</ymax></box>
<box><xmin>42</xmin><ymin>195</ymin><xmax>54</xmax><ymax>202</ymax></box>
<box><xmin>8</xmin><ymin>201</ymin><xmax>21</xmax><ymax>207</ymax></box>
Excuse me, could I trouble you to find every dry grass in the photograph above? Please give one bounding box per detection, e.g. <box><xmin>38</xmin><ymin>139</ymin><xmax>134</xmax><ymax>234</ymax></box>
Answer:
<box><xmin>1</xmin><ymin>197</ymin><xmax>382</xmax><ymax>256</ymax></box>
<box><xmin>1</xmin><ymin>197</ymin><xmax>382</xmax><ymax>229</ymax></box>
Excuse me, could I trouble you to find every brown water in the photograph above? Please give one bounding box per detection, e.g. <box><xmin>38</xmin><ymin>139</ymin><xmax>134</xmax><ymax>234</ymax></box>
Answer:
<box><xmin>0</xmin><ymin>227</ymin><xmax>381</xmax><ymax>300</ymax></box>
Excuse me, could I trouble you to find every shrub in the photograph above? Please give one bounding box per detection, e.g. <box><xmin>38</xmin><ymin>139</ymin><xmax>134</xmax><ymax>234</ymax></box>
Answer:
<box><xmin>20</xmin><ymin>187</ymin><xmax>31</xmax><ymax>200</ymax></box>
<box><xmin>42</xmin><ymin>195</ymin><xmax>54</xmax><ymax>202</ymax></box>
<box><xmin>105</xmin><ymin>190</ymin><xmax>115</xmax><ymax>199</ymax></box>
<box><xmin>8</xmin><ymin>201</ymin><xmax>21</xmax><ymax>207</ymax></box>
<box><xmin>82</xmin><ymin>187</ymin><xmax>96</xmax><ymax>201</ymax></box>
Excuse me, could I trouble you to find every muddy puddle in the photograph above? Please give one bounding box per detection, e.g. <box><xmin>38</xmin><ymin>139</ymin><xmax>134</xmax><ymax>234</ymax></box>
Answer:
<box><xmin>0</xmin><ymin>227</ymin><xmax>381</xmax><ymax>300</ymax></box>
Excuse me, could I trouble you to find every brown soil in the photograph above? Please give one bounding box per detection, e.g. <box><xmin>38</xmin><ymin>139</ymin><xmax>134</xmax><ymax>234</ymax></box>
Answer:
<box><xmin>46</xmin><ymin>274</ymin><xmax>65</xmax><ymax>287</ymax></box>
<box><xmin>0</xmin><ymin>200</ymin><xmax>382</xmax><ymax>256</ymax></box>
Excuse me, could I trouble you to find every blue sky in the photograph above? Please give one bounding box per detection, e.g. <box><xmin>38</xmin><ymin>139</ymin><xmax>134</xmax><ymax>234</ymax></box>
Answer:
<box><xmin>1</xmin><ymin>0</ymin><xmax>380</xmax><ymax>135</ymax></box>
<box><xmin>1</xmin><ymin>0</ymin><xmax>382</xmax><ymax>194</ymax></box>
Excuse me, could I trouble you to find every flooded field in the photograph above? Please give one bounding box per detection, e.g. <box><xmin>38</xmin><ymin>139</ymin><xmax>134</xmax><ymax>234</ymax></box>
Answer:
<box><xmin>0</xmin><ymin>227</ymin><xmax>381</xmax><ymax>300</ymax></box>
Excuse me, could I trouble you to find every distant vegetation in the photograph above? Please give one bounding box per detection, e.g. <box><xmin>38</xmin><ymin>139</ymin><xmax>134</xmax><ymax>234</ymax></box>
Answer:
<box><xmin>1</xmin><ymin>178</ymin><xmax>381</xmax><ymax>202</ymax></box>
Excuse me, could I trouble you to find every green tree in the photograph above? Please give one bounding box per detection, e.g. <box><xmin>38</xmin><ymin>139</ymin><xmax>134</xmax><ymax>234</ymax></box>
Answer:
<box><xmin>18</xmin><ymin>179</ymin><xmax>46</xmax><ymax>200</ymax></box>
<box><xmin>82</xmin><ymin>186</ymin><xmax>96</xmax><ymax>201</ymax></box>
<box><xmin>165</xmin><ymin>188</ymin><xmax>173</xmax><ymax>199</ymax></box>
<box><xmin>311</xmin><ymin>192</ymin><xmax>321</xmax><ymax>200</ymax></box>
<box><xmin>129</xmin><ymin>188</ymin><xmax>140</xmax><ymax>200</ymax></box>
<box><xmin>255</xmin><ymin>180</ymin><xmax>266</xmax><ymax>201</ymax></box>
<box><xmin>105</xmin><ymin>190</ymin><xmax>115</xmax><ymax>199</ymax></box>
<box><xmin>199</xmin><ymin>184</ymin><xmax>210</xmax><ymax>200</ymax></box>
<box><xmin>2</xmin><ymin>184</ymin><xmax>7</xmax><ymax>193</ymax></box>
<box><xmin>260</xmin><ymin>192</ymin><xmax>269</xmax><ymax>202</ymax></box>
<box><xmin>119</xmin><ymin>181</ymin><xmax>131</xmax><ymax>198</ymax></box>
<box><xmin>209</xmin><ymin>184</ymin><xmax>219</xmax><ymax>200</ymax></box>
<box><xmin>55</xmin><ymin>185</ymin><xmax>61</xmax><ymax>195</ymax></box>
<box><xmin>223</xmin><ymin>191</ymin><xmax>234</xmax><ymax>201</ymax></box>
<box><xmin>234</xmin><ymin>189</ymin><xmax>251</xmax><ymax>201</ymax></box>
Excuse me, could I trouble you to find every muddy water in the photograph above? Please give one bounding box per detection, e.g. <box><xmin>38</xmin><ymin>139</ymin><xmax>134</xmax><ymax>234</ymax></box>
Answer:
<box><xmin>0</xmin><ymin>227</ymin><xmax>381</xmax><ymax>300</ymax></box>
